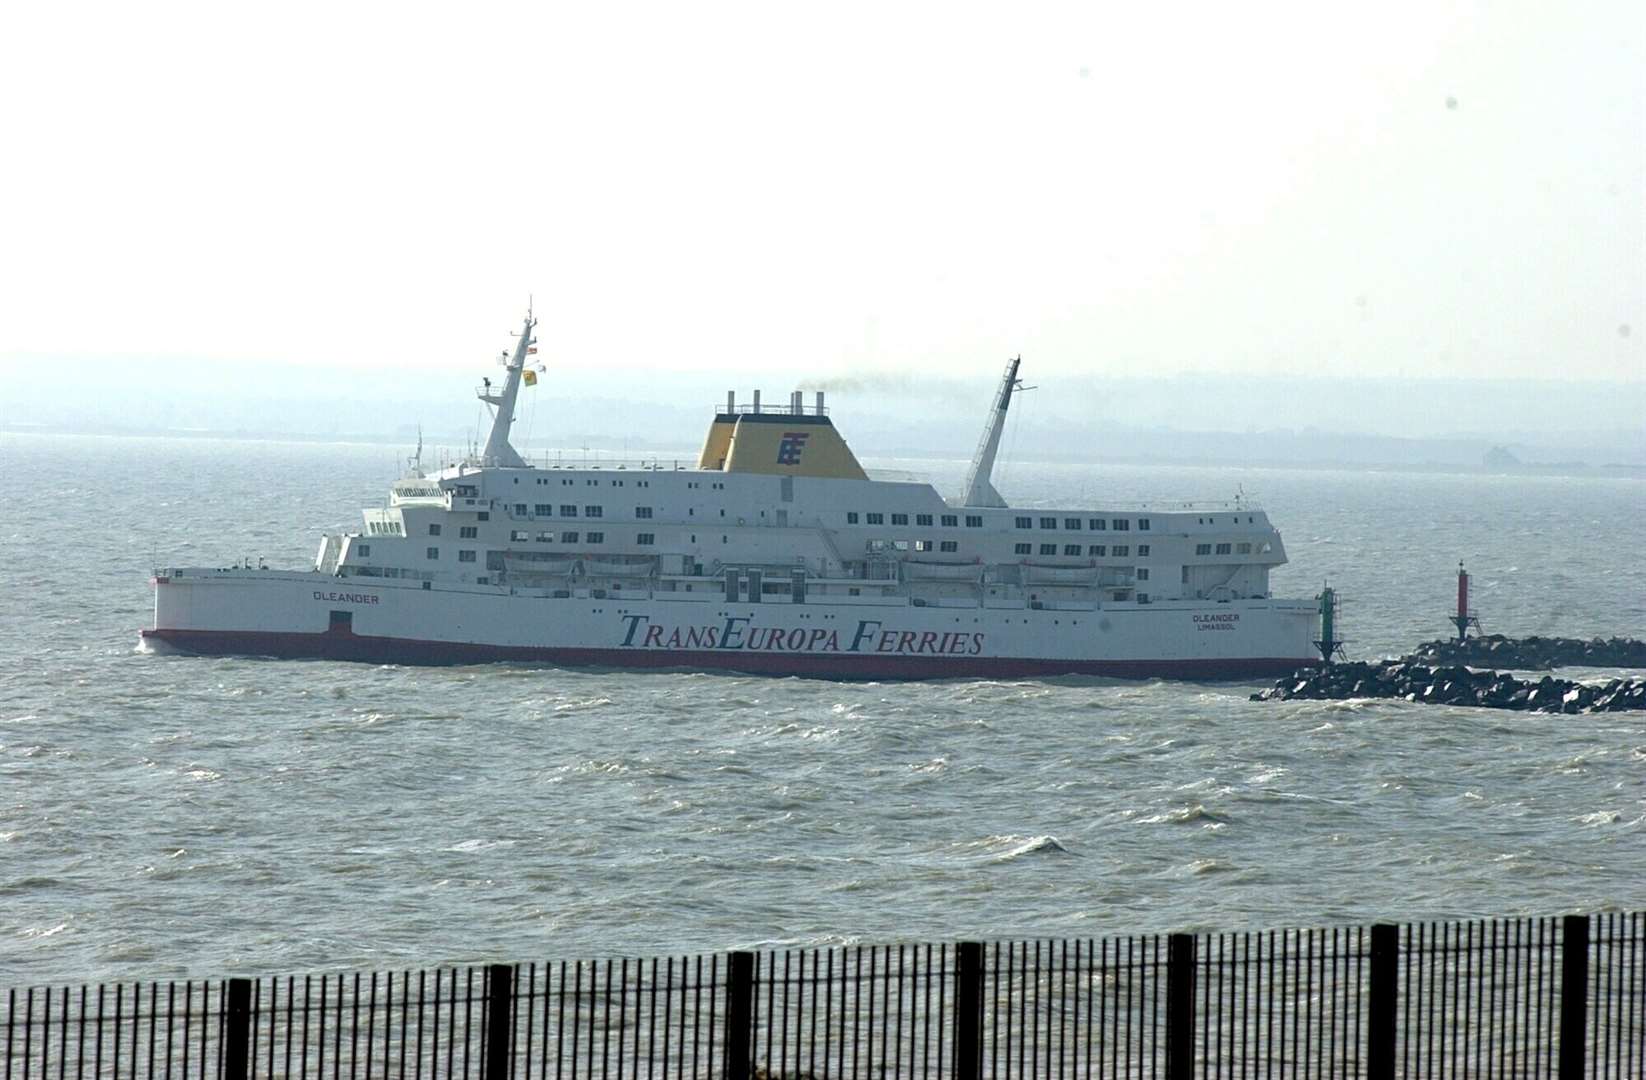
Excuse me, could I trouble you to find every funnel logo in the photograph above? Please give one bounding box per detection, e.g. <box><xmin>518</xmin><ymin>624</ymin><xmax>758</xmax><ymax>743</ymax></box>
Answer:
<box><xmin>776</xmin><ymin>431</ymin><xmax>810</xmax><ymax>465</ymax></box>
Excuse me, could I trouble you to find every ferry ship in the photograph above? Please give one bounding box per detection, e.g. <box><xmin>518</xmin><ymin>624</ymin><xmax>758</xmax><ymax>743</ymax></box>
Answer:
<box><xmin>142</xmin><ymin>310</ymin><xmax>1323</xmax><ymax>679</ymax></box>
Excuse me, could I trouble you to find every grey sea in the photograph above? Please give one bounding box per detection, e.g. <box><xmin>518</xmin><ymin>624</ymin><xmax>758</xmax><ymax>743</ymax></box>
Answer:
<box><xmin>2</xmin><ymin>432</ymin><xmax>1644</xmax><ymax>985</ymax></box>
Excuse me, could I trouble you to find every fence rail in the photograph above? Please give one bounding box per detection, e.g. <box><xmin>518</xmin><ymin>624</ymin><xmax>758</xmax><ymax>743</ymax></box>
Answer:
<box><xmin>4</xmin><ymin>913</ymin><xmax>1641</xmax><ymax>1078</ymax></box>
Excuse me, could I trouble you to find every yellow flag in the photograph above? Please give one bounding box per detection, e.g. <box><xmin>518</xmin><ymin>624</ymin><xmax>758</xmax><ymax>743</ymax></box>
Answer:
<box><xmin>523</xmin><ymin>369</ymin><xmax>538</xmax><ymax>386</ymax></box>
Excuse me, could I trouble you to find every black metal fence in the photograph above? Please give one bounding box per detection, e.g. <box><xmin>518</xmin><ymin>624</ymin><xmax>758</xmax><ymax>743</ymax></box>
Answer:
<box><xmin>4</xmin><ymin>913</ymin><xmax>1641</xmax><ymax>1078</ymax></box>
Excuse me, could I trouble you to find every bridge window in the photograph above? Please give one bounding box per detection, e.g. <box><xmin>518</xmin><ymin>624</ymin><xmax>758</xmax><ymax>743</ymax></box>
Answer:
<box><xmin>1015</xmin><ymin>543</ymin><xmax>1032</xmax><ymax>555</ymax></box>
<box><xmin>1138</xmin><ymin>568</ymin><xmax>1150</xmax><ymax>581</ymax></box>
<box><xmin>536</xmin><ymin>532</ymin><xmax>553</xmax><ymax>543</ymax></box>
<box><xmin>914</xmin><ymin>539</ymin><xmax>933</xmax><ymax>552</ymax></box>
<box><xmin>560</xmin><ymin>505</ymin><xmax>578</xmax><ymax>517</ymax></box>
<box><xmin>535</xmin><ymin>504</ymin><xmax>552</xmax><ymax>516</ymax></box>
<box><xmin>514</xmin><ymin>503</ymin><xmax>527</xmax><ymax>516</ymax></box>
<box><xmin>1063</xmin><ymin>544</ymin><xmax>1081</xmax><ymax>556</ymax></box>
<box><xmin>510</xmin><ymin>530</ymin><xmax>529</xmax><ymax>542</ymax></box>
<box><xmin>1090</xmin><ymin>519</ymin><xmax>1106</xmax><ymax>531</ymax></box>
<box><xmin>916</xmin><ymin>514</ymin><xmax>933</xmax><ymax>526</ymax></box>
<box><xmin>1039</xmin><ymin>544</ymin><xmax>1057</xmax><ymax>556</ymax></box>
<box><xmin>637</xmin><ymin>533</ymin><xmax>655</xmax><ymax>545</ymax></box>
<box><xmin>891</xmin><ymin>513</ymin><xmax>909</xmax><ymax>525</ymax></box>
<box><xmin>847</xmin><ymin>512</ymin><xmax>860</xmax><ymax>524</ymax></box>
<box><xmin>1112</xmin><ymin>545</ymin><xmax>1129</xmax><ymax>557</ymax></box>
<box><xmin>866</xmin><ymin>513</ymin><xmax>884</xmax><ymax>525</ymax></box>
<box><xmin>561</xmin><ymin>531</ymin><xmax>579</xmax><ymax>543</ymax></box>
<box><xmin>357</xmin><ymin>544</ymin><xmax>371</xmax><ymax>557</ymax></box>
<box><xmin>1089</xmin><ymin>545</ymin><xmax>1106</xmax><ymax>556</ymax></box>
<box><xmin>428</xmin><ymin>523</ymin><xmax>442</xmax><ymax>536</ymax></box>
<box><xmin>1196</xmin><ymin>544</ymin><xmax>1212</xmax><ymax>555</ymax></box>
<box><xmin>1138</xmin><ymin>545</ymin><xmax>1150</xmax><ymax>557</ymax></box>
<box><xmin>941</xmin><ymin>514</ymin><xmax>958</xmax><ymax>527</ymax></box>
<box><xmin>1237</xmin><ymin>542</ymin><xmax>1252</xmax><ymax>554</ymax></box>
<box><xmin>1112</xmin><ymin>519</ymin><xmax>1130</xmax><ymax>531</ymax></box>
<box><xmin>426</xmin><ymin>547</ymin><xmax>440</xmax><ymax>560</ymax></box>
<box><xmin>460</xmin><ymin>526</ymin><xmax>478</xmax><ymax>539</ymax></box>
<box><xmin>1139</xmin><ymin>518</ymin><xmax>1151</xmax><ymax>531</ymax></box>
<box><xmin>940</xmin><ymin>541</ymin><xmax>958</xmax><ymax>553</ymax></box>
<box><xmin>636</xmin><ymin>506</ymin><xmax>653</xmax><ymax>519</ymax></box>
<box><xmin>587</xmin><ymin>532</ymin><xmax>605</xmax><ymax>543</ymax></box>
<box><xmin>965</xmin><ymin>515</ymin><xmax>982</xmax><ymax>527</ymax></box>
<box><xmin>1015</xmin><ymin>516</ymin><xmax>1033</xmax><ymax>529</ymax></box>
<box><xmin>1064</xmin><ymin>518</ymin><xmax>1082</xmax><ymax>530</ymax></box>
<box><xmin>1216</xmin><ymin>543</ymin><xmax>1232</xmax><ymax>555</ymax></box>
<box><xmin>585</xmin><ymin>506</ymin><xmax>603</xmax><ymax>518</ymax></box>
<box><xmin>1039</xmin><ymin>517</ymin><xmax>1057</xmax><ymax>529</ymax></box>
<box><xmin>458</xmin><ymin>550</ymin><xmax>477</xmax><ymax>563</ymax></box>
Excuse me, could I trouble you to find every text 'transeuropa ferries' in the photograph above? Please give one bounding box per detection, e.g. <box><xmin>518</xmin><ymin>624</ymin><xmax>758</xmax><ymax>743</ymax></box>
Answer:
<box><xmin>142</xmin><ymin>309</ymin><xmax>1322</xmax><ymax>679</ymax></box>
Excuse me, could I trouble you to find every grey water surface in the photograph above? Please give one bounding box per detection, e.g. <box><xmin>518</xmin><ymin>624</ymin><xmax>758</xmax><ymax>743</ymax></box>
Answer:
<box><xmin>1</xmin><ymin>433</ymin><xmax>1643</xmax><ymax>984</ymax></box>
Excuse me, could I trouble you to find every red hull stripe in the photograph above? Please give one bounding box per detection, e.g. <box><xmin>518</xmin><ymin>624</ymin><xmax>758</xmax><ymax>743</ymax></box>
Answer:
<box><xmin>141</xmin><ymin>628</ymin><xmax>1311</xmax><ymax>681</ymax></box>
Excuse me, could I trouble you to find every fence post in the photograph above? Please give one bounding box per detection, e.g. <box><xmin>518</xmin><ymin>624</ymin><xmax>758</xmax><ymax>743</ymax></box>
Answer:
<box><xmin>1367</xmin><ymin>924</ymin><xmax>1398</xmax><ymax>1080</ymax></box>
<box><xmin>954</xmin><ymin>942</ymin><xmax>983</xmax><ymax>1080</ymax></box>
<box><xmin>486</xmin><ymin>965</ymin><xmax>513</xmax><ymax>1080</ymax></box>
<box><xmin>724</xmin><ymin>951</ymin><xmax>754</xmax><ymax>1080</ymax></box>
<box><xmin>1559</xmin><ymin>914</ymin><xmax>1589</xmax><ymax>1079</ymax></box>
<box><xmin>1167</xmin><ymin>934</ymin><xmax>1196</xmax><ymax>1080</ymax></box>
<box><xmin>224</xmin><ymin>979</ymin><xmax>251</xmax><ymax>1080</ymax></box>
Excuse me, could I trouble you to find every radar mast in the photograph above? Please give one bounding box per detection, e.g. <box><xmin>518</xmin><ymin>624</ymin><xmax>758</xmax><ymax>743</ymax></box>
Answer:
<box><xmin>477</xmin><ymin>306</ymin><xmax>537</xmax><ymax>468</ymax></box>
<box><xmin>960</xmin><ymin>356</ymin><xmax>1024</xmax><ymax>508</ymax></box>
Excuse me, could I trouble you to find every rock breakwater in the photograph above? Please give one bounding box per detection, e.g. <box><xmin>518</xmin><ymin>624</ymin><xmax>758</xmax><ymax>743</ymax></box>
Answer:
<box><xmin>1251</xmin><ymin>660</ymin><xmax>1646</xmax><ymax>713</ymax></box>
<box><xmin>1406</xmin><ymin>634</ymin><xmax>1646</xmax><ymax>670</ymax></box>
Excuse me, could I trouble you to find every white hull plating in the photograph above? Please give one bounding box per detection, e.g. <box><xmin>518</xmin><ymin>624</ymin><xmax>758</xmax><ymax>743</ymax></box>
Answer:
<box><xmin>143</xmin><ymin>570</ymin><xmax>1318</xmax><ymax>679</ymax></box>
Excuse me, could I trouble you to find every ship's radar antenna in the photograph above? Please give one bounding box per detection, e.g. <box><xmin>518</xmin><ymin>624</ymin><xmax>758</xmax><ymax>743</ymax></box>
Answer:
<box><xmin>960</xmin><ymin>356</ymin><xmax>1031</xmax><ymax>508</ymax></box>
<box><xmin>406</xmin><ymin>425</ymin><xmax>425</xmax><ymax>478</ymax></box>
<box><xmin>1450</xmin><ymin>561</ymin><xmax>1482</xmax><ymax>641</ymax></box>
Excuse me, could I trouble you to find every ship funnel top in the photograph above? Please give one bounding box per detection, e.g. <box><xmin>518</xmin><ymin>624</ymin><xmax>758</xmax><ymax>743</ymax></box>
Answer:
<box><xmin>960</xmin><ymin>356</ymin><xmax>1025</xmax><ymax>508</ymax></box>
<box><xmin>476</xmin><ymin>307</ymin><xmax>537</xmax><ymax>469</ymax></box>
<box><xmin>695</xmin><ymin>388</ymin><xmax>863</xmax><ymax>478</ymax></box>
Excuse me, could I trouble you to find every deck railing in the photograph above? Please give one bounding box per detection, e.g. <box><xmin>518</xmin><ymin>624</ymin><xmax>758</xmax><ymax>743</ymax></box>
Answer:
<box><xmin>4</xmin><ymin>912</ymin><xmax>1641</xmax><ymax>1078</ymax></box>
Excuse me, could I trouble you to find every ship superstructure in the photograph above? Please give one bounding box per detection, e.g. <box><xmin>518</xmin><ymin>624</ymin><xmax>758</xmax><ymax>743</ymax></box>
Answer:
<box><xmin>143</xmin><ymin>310</ymin><xmax>1320</xmax><ymax>677</ymax></box>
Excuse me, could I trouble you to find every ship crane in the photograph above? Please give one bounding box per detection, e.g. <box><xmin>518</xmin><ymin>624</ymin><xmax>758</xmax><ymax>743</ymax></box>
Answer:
<box><xmin>960</xmin><ymin>356</ymin><xmax>1032</xmax><ymax>508</ymax></box>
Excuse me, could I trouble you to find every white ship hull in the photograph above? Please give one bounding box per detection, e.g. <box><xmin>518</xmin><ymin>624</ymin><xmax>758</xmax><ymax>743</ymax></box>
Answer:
<box><xmin>142</xmin><ymin>569</ymin><xmax>1318</xmax><ymax>680</ymax></box>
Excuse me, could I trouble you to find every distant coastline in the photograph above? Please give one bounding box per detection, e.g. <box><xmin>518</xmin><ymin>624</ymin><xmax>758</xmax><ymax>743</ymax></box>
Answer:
<box><xmin>6</xmin><ymin>423</ymin><xmax>1642</xmax><ymax>480</ymax></box>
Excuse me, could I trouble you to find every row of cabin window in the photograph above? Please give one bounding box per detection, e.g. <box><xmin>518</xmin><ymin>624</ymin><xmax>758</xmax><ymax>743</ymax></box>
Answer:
<box><xmin>1194</xmin><ymin>542</ymin><xmax>1252</xmax><ymax>555</ymax></box>
<box><xmin>865</xmin><ymin>539</ymin><xmax>961</xmax><ymax>553</ymax></box>
<box><xmin>1012</xmin><ymin>516</ymin><xmax>1148</xmax><ymax>532</ymax></box>
<box><xmin>846</xmin><ymin>512</ymin><xmax>984</xmax><ymax>527</ymax></box>
<box><xmin>1014</xmin><ymin>543</ymin><xmax>1146</xmax><ymax>558</ymax></box>
<box><xmin>416</xmin><ymin>532</ymin><xmax>656</xmax><ymax>560</ymax></box>
<box><xmin>507</xmin><ymin>530</ymin><xmax>656</xmax><ymax>546</ymax></box>
<box><xmin>527</xmin><ymin>477</ymin><xmax>649</xmax><ymax>487</ymax></box>
<box><xmin>511</xmin><ymin>504</ymin><xmax>618</xmax><ymax>518</ymax></box>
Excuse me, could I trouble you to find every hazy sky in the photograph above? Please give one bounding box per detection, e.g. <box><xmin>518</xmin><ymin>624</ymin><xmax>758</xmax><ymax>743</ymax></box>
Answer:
<box><xmin>2</xmin><ymin>2</ymin><xmax>1641</xmax><ymax>384</ymax></box>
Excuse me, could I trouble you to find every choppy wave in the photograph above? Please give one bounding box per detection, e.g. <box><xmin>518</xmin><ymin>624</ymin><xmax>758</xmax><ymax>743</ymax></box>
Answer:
<box><xmin>3</xmin><ymin>434</ymin><xmax>1645</xmax><ymax>983</ymax></box>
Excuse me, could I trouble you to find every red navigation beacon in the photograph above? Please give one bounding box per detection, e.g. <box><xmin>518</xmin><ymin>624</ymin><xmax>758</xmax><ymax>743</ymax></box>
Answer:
<box><xmin>1450</xmin><ymin>561</ymin><xmax>1483</xmax><ymax>642</ymax></box>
